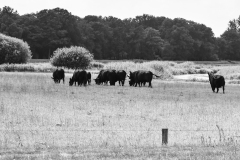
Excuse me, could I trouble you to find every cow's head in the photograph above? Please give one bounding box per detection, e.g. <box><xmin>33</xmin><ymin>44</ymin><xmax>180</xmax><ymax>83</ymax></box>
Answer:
<box><xmin>94</xmin><ymin>78</ymin><xmax>100</xmax><ymax>85</ymax></box>
<box><xmin>52</xmin><ymin>77</ymin><xmax>59</xmax><ymax>83</ymax></box>
<box><xmin>207</xmin><ymin>72</ymin><xmax>214</xmax><ymax>84</ymax></box>
<box><xmin>88</xmin><ymin>79</ymin><xmax>91</xmax><ymax>85</ymax></box>
<box><xmin>129</xmin><ymin>79</ymin><xmax>135</xmax><ymax>86</ymax></box>
<box><xmin>69</xmin><ymin>78</ymin><xmax>74</xmax><ymax>86</ymax></box>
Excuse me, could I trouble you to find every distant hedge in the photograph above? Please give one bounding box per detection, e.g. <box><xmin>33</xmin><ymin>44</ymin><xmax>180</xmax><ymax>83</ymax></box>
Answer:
<box><xmin>50</xmin><ymin>46</ymin><xmax>94</xmax><ymax>69</ymax></box>
<box><xmin>0</xmin><ymin>33</ymin><xmax>32</xmax><ymax>64</ymax></box>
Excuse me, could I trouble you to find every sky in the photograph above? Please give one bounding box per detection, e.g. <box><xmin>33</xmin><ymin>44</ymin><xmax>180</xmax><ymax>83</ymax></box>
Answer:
<box><xmin>1</xmin><ymin>0</ymin><xmax>239</xmax><ymax>37</ymax></box>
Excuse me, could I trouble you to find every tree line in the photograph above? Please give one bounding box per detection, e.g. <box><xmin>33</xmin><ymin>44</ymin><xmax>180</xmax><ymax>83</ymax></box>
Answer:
<box><xmin>0</xmin><ymin>6</ymin><xmax>239</xmax><ymax>60</ymax></box>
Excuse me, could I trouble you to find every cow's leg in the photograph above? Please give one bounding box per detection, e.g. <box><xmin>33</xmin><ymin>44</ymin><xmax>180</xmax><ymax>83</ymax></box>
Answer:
<box><xmin>149</xmin><ymin>81</ymin><xmax>152</xmax><ymax>88</ymax></box>
<box><xmin>63</xmin><ymin>78</ymin><xmax>65</xmax><ymax>84</ymax></box>
<box><xmin>217</xmin><ymin>88</ymin><xmax>219</xmax><ymax>93</ymax></box>
<box><xmin>122</xmin><ymin>80</ymin><xmax>125</xmax><ymax>86</ymax></box>
<box><xmin>223</xmin><ymin>86</ymin><xmax>225</xmax><ymax>94</ymax></box>
<box><xmin>212</xmin><ymin>86</ymin><xmax>215</xmax><ymax>92</ymax></box>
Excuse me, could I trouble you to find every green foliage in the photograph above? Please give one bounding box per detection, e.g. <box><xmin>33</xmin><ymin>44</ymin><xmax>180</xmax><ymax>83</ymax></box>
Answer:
<box><xmin>0</xmin><ymin>33</ymin><xmax>32</xmax><ymax>64</ymax></box>
<box><xmin>50</xmin><ymin>46</ymin><xmax>94</xmax><ymax>69</ymax></box>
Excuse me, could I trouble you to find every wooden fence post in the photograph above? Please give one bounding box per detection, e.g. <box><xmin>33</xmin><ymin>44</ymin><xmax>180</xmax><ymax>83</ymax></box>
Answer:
<box><xmin>162</xmin><ymin>128</ymin><xmax>168</xmax><ymax>145</ymax></box>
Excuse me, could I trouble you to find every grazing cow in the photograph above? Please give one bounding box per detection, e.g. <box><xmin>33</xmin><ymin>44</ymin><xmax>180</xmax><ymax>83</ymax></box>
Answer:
<box><xmin>129</xmin><ymin>70</ymin><xmax>159</xmax><ymax>87</ymax></box>
<box><xmin>94</xmin><ymin>69</ymin><xmax>118</xmax><ymax>86</ymax></box>
<box><xmin>87</xmin><ymin>72</ymin><xmax>91</xmax><ymax>85</ymax></box>
<box><xmin>69</xmin><ymin>71</ymin><xmax>80</xmax><ymax>86</ymax></box>
<box><xmin>52</xmin><ymin>69</ymin><xmax>65</xmax><ymax>83</ymax></box>
<box><xmin>208</xmin><ymin>72</ymin><xmax>225</xmax><ymax>93</ymax></box>
<box><xmin>69</xmin><ymin>70</ymin><xmax>88</xmax><ymax>86</ymax></box>
<box><xmin>94</xmin><ymin>70</ymin><xmax>106</xmax><ymax>85</ymax></box>
<box><xmin>116</xmin><ymin>70</ymin><xmax>126</xmax><ymax>86</ymax></box>
<box><xmin>107</xmin><ymin>70</ymin><xmax>118</xmax><ymax>85</ymax></box>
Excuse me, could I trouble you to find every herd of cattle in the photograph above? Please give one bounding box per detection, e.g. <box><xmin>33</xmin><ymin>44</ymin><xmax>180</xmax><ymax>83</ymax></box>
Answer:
<box><xmin>52</xmin><ymin>69</ymin><xmax>225</xmax><ymax>93</ymax></box>
<box><xmin>52</xmin><ymin>69</ymin><xmax>160</xmax><ymax>88</ymax></box>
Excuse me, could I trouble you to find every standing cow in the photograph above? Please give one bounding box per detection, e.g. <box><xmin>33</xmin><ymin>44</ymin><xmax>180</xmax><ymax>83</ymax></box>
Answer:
<box><xmin>116</xmin><ymin>70</ymin><xmax>126</xmax><ymax>86</ymax></box>
<box><xmin>208</xmin><ymin>72</ymin><xmax>225</xmax><ymax>93</ymax></box>
<box><xmin>69</xmin><ymin>70</ymin><xmax>88</xmax><ymax>86</ymax></box>
<box><xmin>69</xmin><ymin>71</ymin><xmax>80</xmax><ymax>86</ymax></box>
<box><xmin>129</xmin><ymin>70</ymin><xmax>159</xmax><ymax>87</ymax></box>
<box><xmin>52</xmin><ymin>69</ymin><xmax>65</xmax><ymax>84</ymax></box>
<box><xmin>94</xmin><ymin>69</ymin><xmax>118</xmax><ymax>86</ymax></box>
<box><xmin>94</xmin><ymin>69</ymin><xmax>107</xmax><ymax>85</ymax></box>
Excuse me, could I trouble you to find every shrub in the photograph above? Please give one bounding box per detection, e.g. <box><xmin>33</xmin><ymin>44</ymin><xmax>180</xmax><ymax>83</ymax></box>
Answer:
<box><xmin>0</xmin><ymin>33</ymin><xmax>32</xmax><ymax>64</ymax></box>
<box><xmin>50</xmin><ymin>46</ymin><xmax>94</xmax><ymax>69</ymax></box>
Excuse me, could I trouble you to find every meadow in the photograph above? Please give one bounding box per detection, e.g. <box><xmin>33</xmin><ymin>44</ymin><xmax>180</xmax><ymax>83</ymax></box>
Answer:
<box><xmin>1</xmin><ymin>71</ymin><xmax>240</xmax><ymax>159</ymax></box>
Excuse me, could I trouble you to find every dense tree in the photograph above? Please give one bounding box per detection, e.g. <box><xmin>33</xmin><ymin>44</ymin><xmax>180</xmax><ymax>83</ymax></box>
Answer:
<box><xmin>1</xmin><ymin>6</ymin><xmax>239</xmax><ymax>61</ymax></box>
<box><xmin>216</xmin><ymin>16</ymin><xmax>240</xmax><ymax>60</ymax></box>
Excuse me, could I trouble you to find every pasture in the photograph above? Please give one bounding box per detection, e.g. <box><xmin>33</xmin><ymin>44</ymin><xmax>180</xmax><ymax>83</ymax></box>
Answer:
<box><xmin>1</xmin><ymin>71</ymin><xmax>240</xmax><ymax>159</ymax></box>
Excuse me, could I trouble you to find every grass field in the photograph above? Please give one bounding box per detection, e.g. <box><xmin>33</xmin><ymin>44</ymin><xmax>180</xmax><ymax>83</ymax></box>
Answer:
<box><xmin>1</xmin><ymin>71</ymin><xmax>240</xmax><ymax>159</ymax></box>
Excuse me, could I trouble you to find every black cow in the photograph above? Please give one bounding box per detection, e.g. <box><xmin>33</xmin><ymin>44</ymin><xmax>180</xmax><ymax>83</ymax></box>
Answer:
<box><xmin>208</xmin><ymin>72</ymin><xmax>225</xmax><ymax>93</ymax></box>
<box><xmin>107</xmin><ymin>70</ymin><xmax>118</xmax><ymax>85</ymax></box>
<box><xmin>69</xmin><ymin>70</ymin><xmax>88</xmax><ymax>86</ymax></box>
<box><xmin>69</xmin><ymin>71</ymin><xmax>80</xmax><ymax>86</ymax></box>
<box><xmin>128</xmin><ymin>71</ymin><xmax>138</xmax><ymax>86</ymax></box>
<box><xmin>95</xmin><ymin>69</ymin><xmax>118</xmax><ymax>86</ymax></box>
<box><xmin>129</xmin><ymin>70</ymin><xmax>159</xmax><ymax>87</ymax></box>
<box><xmin>116</xmin><ymin>70</ymin><xmax>126</xmax><ymax>86</ymax></box>
<box><xmin>94</xmin><ymin>70</ymin><xmax>106</xmax><ymax>85</ymax></box>
<box><xmin>128</xmin><ymin>71</ymin><xmax>146</xmax><ymax>87</ymax></box>
<box><xmin>52</xmin><ymin>69</ymin><xmax>65</xmax><ymax>83</ymax></box>
<box><xmin>87</xmin><ymin>72</ymin><xmax>91</xmax><ymax>85</ymax></box>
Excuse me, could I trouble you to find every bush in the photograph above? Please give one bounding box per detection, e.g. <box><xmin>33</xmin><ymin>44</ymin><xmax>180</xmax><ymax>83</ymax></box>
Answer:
<box><xmin>0</xmin><ymin>33</ymin><xmax>32</xmax><ymax>64</ymax></box>
<box><xmin>50</xmin><ymin>46</ymin><xmax>93</xmax><ymax>69</ymax></box>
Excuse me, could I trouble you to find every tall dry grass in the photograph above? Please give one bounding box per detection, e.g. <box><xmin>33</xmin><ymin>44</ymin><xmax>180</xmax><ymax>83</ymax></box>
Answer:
<box><xmin>1</xmin><ymin>61</ymin><xmax>240</xmax><ymax>81</ymax></box>
<box><xmin>104</xmin><ymin>61</ymin><xmax>213</xmax><ymax>79</ymax></box>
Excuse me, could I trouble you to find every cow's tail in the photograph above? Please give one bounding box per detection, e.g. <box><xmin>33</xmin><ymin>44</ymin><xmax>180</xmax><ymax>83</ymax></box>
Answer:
<box><xmin>152</xmin><ymin>73</ymin><xmax>160</xmax><ymax>78</ymax></box>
